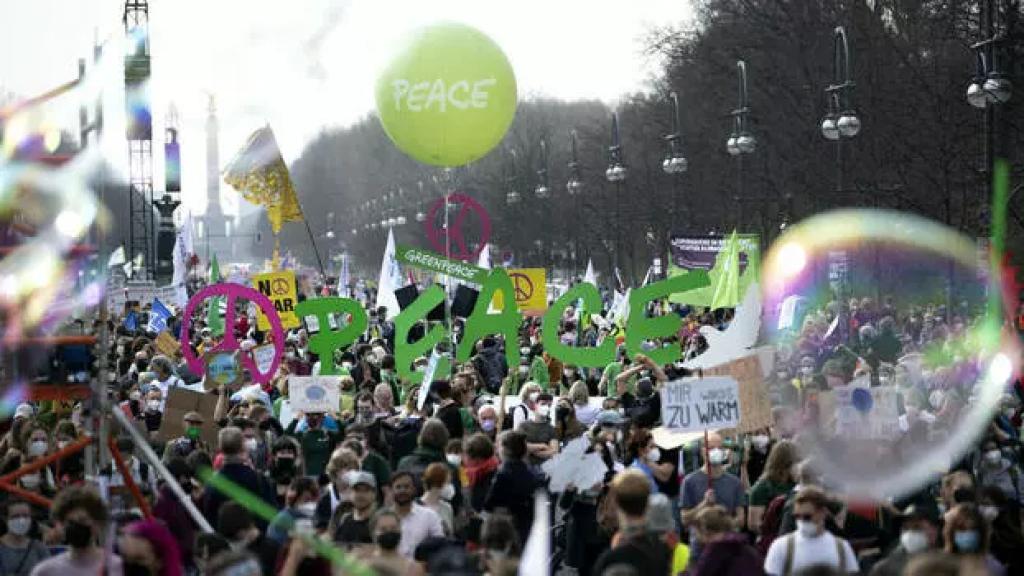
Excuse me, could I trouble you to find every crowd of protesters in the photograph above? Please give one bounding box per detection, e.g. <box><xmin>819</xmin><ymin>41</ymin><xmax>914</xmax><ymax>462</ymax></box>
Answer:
<box><xmin>0</xmin><ymin>279</ymin><xmax>1021</xmax><ymax>576</ymax></box>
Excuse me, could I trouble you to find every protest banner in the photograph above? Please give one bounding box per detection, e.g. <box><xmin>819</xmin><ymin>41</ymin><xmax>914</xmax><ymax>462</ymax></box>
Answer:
<box><xmin>668</xmin><ymin>234</ymin><xmax>760</xmax><ymax>307</ymax></box>
<box><xmin>395</xmin><ymin>245</ymin><xmax>488</xmax><ymax>284</ymax></box>
<box><xmin>834</xmin><ymin>385</ymin><xmax>900</xmax><ymax>439</ymax></box>
<box><xmin>660</xmin><ymin>377</ymin><xmax>741</xmax><ymax>432</ymax></box>
<box><xmin>703</xmin><ymin>353</ymin><xmax>773</xmax><ymax>433</ymax></box>
<box><xmin>289</xmin><ymin>376</ymin><xmax>341</xmax><ymax>413</ymax></box>
<box><xmin>252</xmin><ymin>270</ymin><xmax>301</xmax><ymax>329</ymax></box>
<box><xmin>252</xmin><ymin>344</ymin><xmax>277</xmax><ymax>376</ymax></box>
<box><xmin>157</xmin><ymin>387</ymin><xmax>219</xmax><ymax>448</ymax></box>
<box><xmin>153</xmin><ymin>331</ymin><xmax>181</xmax><ymax>358</ymax></box>
<box><xmin>204</xmin><ymin>351</ymin><xmax>241</xmax><ymax>391</ymax></box>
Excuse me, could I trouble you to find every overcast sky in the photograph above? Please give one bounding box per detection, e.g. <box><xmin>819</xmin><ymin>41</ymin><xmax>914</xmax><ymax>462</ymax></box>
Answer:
<box><xmin>1</xmin><ymin>0</ymin><xmax>693</xmax><ymax>214</ymax></box>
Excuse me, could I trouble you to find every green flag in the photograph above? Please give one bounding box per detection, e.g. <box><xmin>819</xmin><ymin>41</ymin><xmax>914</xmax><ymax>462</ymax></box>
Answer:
<box><xmin>207</xmin><ymin>254</ymin><xmax>224</xmax><ymax>336</ymax></box>
<box><xmin>710</xmin><ymin>231</ymin><xmax>741</xmax><ymax>310</ymax></box>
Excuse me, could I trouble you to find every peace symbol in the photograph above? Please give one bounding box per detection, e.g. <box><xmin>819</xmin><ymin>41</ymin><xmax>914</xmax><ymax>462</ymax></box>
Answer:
<box><xmin>179</xmin><ymin>283</ymin><xmax>284</xmax><ymax>385</ymax></box>
<box><xmin>509</xmin><ymin>272</ymin><xmax>533</xmax><ymax>302</ymax></box>
<box><xmin>424</xmin><ymin>193</ymin><xmax>492</xmax><ymax>261</ymax></box>
<box><xmin>271</xmin><ymin>277</ymin><xmax>290</xmax><ymax>296</ymax></box>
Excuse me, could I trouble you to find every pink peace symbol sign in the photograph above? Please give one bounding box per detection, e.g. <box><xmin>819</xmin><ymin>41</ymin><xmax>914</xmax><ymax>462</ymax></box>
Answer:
<box><xmin>424</xmin><ymin>193</ymin><xmax>492</xmax><ymax>261</ymax></box>
<box><xmin>179</xmin><ymin>283</ymin><xmax>284</xmax><ymax>385</ymax></box>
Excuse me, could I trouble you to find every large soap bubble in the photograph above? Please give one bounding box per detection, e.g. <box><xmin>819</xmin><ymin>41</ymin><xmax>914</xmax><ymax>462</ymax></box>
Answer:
<box><xmin>761</xmin><ymin>209</ymin><xmax>1018</xmax><ymax>500</ymax></box>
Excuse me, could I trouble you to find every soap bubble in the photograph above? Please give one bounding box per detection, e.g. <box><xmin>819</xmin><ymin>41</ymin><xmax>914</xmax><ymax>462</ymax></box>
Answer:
<box><xmin>762</xmin><ymin>208</ymin><xmax>1018</xmax><ymax>500</ymax></box>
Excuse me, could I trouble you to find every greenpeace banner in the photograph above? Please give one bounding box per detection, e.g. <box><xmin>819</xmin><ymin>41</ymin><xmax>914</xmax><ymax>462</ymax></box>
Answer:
<box><xmin>660</xmin><ymin>376</ymin><xmax>741</xmax><ymax>432</ymax></box>
<box><xmin>668</xmin><ymin>234</ymin><xmax>760</xmax><ymax>308</ymax></box>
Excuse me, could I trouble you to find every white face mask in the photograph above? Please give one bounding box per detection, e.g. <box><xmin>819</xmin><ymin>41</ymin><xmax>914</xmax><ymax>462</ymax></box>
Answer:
<box><xmin>563</xmin><ymin>369</ymin><xmax>574</xmax><ymax>379</ymax></box>
<box><xmin>57</xmin><ymin>440</ymin><xmax>69</xmax><ymax>450</ymax></box>
<box><xmin>708</xmin><ymin>448</ymin><xmax>729</xmax><ymax>466</ymax></box>
<box><xmin>796</xmin><ymin>519</ymin><xmax>819</xmax><ymax>538</ymax></box>
<box><xmin>647</xmin><ymin>448</ymin><xmax>661</xmax><ymax>462</ymax></box>
<box><xmin>528</xmin><ymin>392</ymin><xmax>539</xmax><ymax>404</ymax></box>
<box><xmin>519</xmin><ymin>347</ymin><xmax>531</xmax><ymax>356</ymax></box>
<box><xmin>296</xmin><ymin>502</ymin><xmax>317</xmax><ymax>517</ymax></box>
<box><xmin>800</xmin><ymin>366</ymin><xmax>814</xmax><ymax>376</ymax></box>
<box><xmin>28</xmin><ymin>440</ymin><xmax>48</xmax><ymax>457</ymax></box>
<box><xmin>900</xmin><ymin>530</ymin><xmax>929</xmax><ymax>554</ymax></box>
<box><xmin>752</xmin><ymin>435</ymin><xmax>770</xmax><ymax>451</ymax></box>
<box><xmin>7</xmin><ymin>516</ymin><xmax>30</xmax><ymax>536</ymax></box>
<box><xmin>446</xmin><ymin>454</ymin><xmax>461</xmax><ymax>467</ymax></box>
<box><xmin>536</xmin><ymin>404</ymin><xmax>551</xmax><ymax>418</ymax></box>
<box><xmin>984</xmin><ymin>449</ymin><xmax>1002</xmax><ymax>464</ymax></box>
<box><xmin>130</xmin><ymin>391</ymin><xmax>142</xmax><ymax>402</ymax></box>
<box><xmin>147</xmin><ymin>400</ymin><xmax>161</xmax><ymax>411</ymax></box>
<box><xmin>341</xmin><ymin>362</ymin><xmax>354</xmax><ymax>370</ymax></box>
<box><xmin>929</xmin><ymin>391</ymin><xmax>944</xmax><ymax>410</ymax></box>
<box><xmin>245</xmin><ymin>438</ymin><xmax>259</xmax><ymax>453</ymax></box>
<box><xmin>980</xmin><ymin>505</ymin><xmax>999</xmax><ymax>521</ymax></box>
<box><xmin>439</xmin><ymin>483</ymin><xmax>455</xmax><ymax>501</ymax></box>
<box><xmin>20</xmin><ymin>474</ymin><xmax>40</xmax><ymax>490</ymax></box>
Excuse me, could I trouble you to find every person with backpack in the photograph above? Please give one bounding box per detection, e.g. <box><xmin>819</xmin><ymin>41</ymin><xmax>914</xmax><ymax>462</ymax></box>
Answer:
<box><xmin>506</xmin><ymin>382</ymin><xmax>541</xmax><ymax>431</ymax></box>
<box><xmin>472</xmin><ymin>337</ymin><xmax>508</xmax><ymax>394</ymax></box>
<box><xmin>747</xmin><ymin>440</ymin><xmax>798</xmax><ymax>534</ymax></box>
<box><xmin>763</xmin><ymin>486</ymin><xmax>859</xmax><ymax>575</ymax></box>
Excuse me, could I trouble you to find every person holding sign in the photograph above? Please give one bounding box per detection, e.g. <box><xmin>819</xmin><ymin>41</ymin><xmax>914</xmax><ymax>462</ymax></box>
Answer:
<box><xmin>680</xmin><ymin>431</ymin><xmax>746</xmax><ymax>564</ymax></box>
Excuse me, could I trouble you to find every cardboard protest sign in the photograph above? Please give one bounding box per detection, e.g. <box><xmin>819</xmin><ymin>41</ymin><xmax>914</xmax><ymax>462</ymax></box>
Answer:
<box><xmin>252</xmin><ymin>344</ymin><xmax>277</xmax><ymax>376</ymax></box>
<box><xmin>157</xmin><ymin>387</ymin><xmax>219</xmax><ymax>448</ymax></box>
<box><xmin>154</xmin><ymin>331</ymin><xmax>181</xmax><ymax>358</ymax></box>
<box><xmin>204</xmin><ymin>351</ymin><xmax>241</xmax><ymax>391</ymax></box>
<box><xmin>253</xmin><ymin>271</ymin><xmax>300</xmax><ymax>329</ymax></box>
<box><xmin>834</xmin><ymin>385</ymin><xmax>899</xmax><ymax>439</ymax></box>
<box><xmin>703</xmin><ymin>353</ymin><xmax>773</xmax><ymax>433</ymax></box>
<box><xmin>660</xmin><ymin>377</ymin><xmax>741</xmax><ymax>432</ymax></box>
<box><xmin>288</xmin><ymin>376</ymin><xmax>341</xmax><ymax>413</ymax></box>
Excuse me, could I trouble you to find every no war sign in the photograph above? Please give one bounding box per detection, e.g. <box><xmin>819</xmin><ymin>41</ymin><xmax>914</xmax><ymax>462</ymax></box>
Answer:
<box><xmin>660</xmin><ymin>377</ymin><xmax>741</xmax><ymax>432</ymax></box>
<box><xmin>253</xmin><ymin>271</ymin><xmax>300</xmax><ymax>329</ymax></box>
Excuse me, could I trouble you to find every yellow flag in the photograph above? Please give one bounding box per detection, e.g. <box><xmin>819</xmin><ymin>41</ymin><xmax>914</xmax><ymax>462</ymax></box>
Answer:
<box><xmin>223</xmin><ymin>125</ymin><xmax>303</xmax><ymax>234</ymax></box>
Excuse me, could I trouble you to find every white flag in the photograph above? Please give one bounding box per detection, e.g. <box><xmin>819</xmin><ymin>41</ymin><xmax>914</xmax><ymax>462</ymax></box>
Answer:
<box><xmin>583</xmin><ymin>258</ymin><xmax>597</xmax><ymax>286</ymax></box>
<box><xmin>477</xmin><ymin>243</ymin><xmax>491</xmax><ymax>270</ymax></box>
<box><xmin>610</xmin><ymin>288</ymin><xmax>631</xmax><ymax>326</ymax></box>
<box><xmin>107</xmin><ymin>246</ymin><xmax>126</xmax><ymax>268</ymax></box>
<box><xmin>171</xmin><ymin>211</ymin><xmax>195</xmax><ymax>308</ymax></box>
<box><xmin>375</xmin><ymin>228</ymin><xmax>401</xmax><ymax>320</ymax></box>
<box><xmin>518</xmin><ymin>492</ymin><xmax>550</xmax><ymax>576</ymax></box>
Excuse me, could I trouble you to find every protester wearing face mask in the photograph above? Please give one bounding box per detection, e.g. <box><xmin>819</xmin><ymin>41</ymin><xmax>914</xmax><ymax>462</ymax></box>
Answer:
<box><xmin>419</xmin><ymin>463</ymin><xmax>455</xmax><ymax>536</ymax></box>
<box><xmin>140</xmin><ymin>389</ymin><xmax>164</xmax><ymax>435</ymax></box>
<box><xmin>511</xmin><ymin>383</ymin><xmax>541</xmax><ymax>430</ymax></box>
<box><xmin>285</xmin><ymin>410</ymin><xmax>341</xmax><ymax>478</ymax></box>
<box><xmin>869</xmin><ymin>504</ymin><xmax>941</xmax><ymax>576</ymax></box>
<box><xmin>30</xmin><ymin>486</ymin><xmax>125</xmax><ymax>575</ymax></box>
<box><xmin>367</xmin><ymin>509</ymin><xmax>421</xmax><ymax>576</ymax></box>
<box><xmin>517</xmin><ymin>393</ymin><xmax>558</xmax><ymax>467</ymax></box>
<box><xmin>314</xmin><ymin>448</ymin><xmax>360</xmax><ymax>531</ymax></box>
<box><xmin>0</xmin><ymin>500</ymin><xmax>48</xmax><ymax>576</ymax></box>
<box><xmin>747</xmin><ymin>439</ymin><xmax>798</xmax><ymax>534</ymax></box>
<box><xmin>763</xmin><ymin>486</ymin><xmax>858</xmax><ymax>575</ymax></box>
<box><xmin>977</xmin><ymin>486</ymin><xmax>1024</xmax><ymax>574</ymax></box>
<box><xmin>942</xmin><ymin>503</ymin><xmax>1005</xmax><ymax>574</ymax></box>
<box><xmin>627</xmin><ymin>429</ymin><xmax>671</xmax><ymax>494</ymax></box>
<box><xmin>267</xmin><ymin>477</ymin><xmax>320</xmax><ymax>545</ymax></box>
<box><xmin>203</xmin><ymin>427</ymin><xmax>275</xmax><ymax>524</ymax></box>
<box><xmin>681</xmin><ymin>432</ymin><xmax>746</xmax><ymax>563</ymax></box>
<box><xmin>475</xmin><ymin>404</ymin><xmax>499</xmax><ymax>439</ymax></box>
<box><xmin>554</xmin><ymin>398</ymin><xmax>587</xmax><ymax>443</ymax></box>
<box><xmin>974</xmin><ymin>439</ymin><xmax>1024</xmax><ymax>506</ymax></box>
<box><xmin>161</xmin><ymin>412</ymin><xmax>208</xmax><ymax>463</ymax></box>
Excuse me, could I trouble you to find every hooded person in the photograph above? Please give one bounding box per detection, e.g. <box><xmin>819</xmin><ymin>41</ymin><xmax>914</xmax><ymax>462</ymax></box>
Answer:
<box><xmin>472</xmin><ymin>337</ymin><xmax>508</xmax><ymax>394</ymax></box>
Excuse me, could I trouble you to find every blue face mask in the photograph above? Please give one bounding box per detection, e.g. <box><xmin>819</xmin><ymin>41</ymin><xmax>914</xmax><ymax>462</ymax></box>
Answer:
<box><xmin>953</xmin><ymin>530</ymin><xmax>980</xmax><ymax>553</ymax></box>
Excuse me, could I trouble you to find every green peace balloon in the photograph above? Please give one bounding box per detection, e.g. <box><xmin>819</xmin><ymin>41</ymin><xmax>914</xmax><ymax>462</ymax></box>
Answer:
<box><xmin>375</xmin><ymin>22</ymin><xmax>517</xmax><ymax>167</ymax></box>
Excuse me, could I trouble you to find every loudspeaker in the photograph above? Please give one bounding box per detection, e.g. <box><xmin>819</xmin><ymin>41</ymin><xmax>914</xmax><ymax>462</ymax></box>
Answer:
<box><xmin>451</xmin><ymin>285</ymin><xmax>480</xmax><ymax>318</ymax></box>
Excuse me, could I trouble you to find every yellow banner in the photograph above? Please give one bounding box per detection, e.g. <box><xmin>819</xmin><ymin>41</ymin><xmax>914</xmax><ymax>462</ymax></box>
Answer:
<box><xmin>493</xmin><ymin>268</ymin><xmax>547</xmax><ymax>312</ymax></box>
<box><xmin>253</xmin><ymin>270</ymin><xmax>301</xmax><ymax>329</ymax></box>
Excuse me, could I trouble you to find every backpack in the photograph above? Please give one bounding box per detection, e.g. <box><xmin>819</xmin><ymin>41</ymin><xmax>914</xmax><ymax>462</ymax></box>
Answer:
<box><xmin>756</xmin><ymin>493</ymin><xmax>789</xmax><ymax>557</ymax></box>
<box><xmin>502</xmin><ymin>404</ymin><xmax>529</xmax><ymax>432</ymax></box>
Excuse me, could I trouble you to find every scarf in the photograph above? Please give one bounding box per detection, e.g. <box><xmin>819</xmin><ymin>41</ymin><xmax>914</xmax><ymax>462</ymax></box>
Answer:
<box><xmin>464</xmin><ymin>456</ymin><xmax>499</xmax><ymax>486</ymax></box>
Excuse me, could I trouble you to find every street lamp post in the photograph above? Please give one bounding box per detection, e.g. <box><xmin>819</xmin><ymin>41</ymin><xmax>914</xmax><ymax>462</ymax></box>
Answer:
<box><xmin>820</xmin><ymin>26</ymin><xmax>861</xmax><ymax>200</ymax></box>
<box><xmin>568</xmin><ymin>130</ymin><xmax>584</xmax><ymax>276</ymax></box>
<box><xmin>606</xmin><ymin>113</ymin><xmax>627</xmax><ymax>280</ymax></box>
<box><xmin>663</xmin><ymin>91</ymin><xmax>687</xmax><ymax>236</ymax></box>
<box><xmin>726</xmin><ymin>61</ymin><xmax>755</xmax><ymax>231</ymax></box>
<box><xmin>966</xmin><ymin>0</ymin><xmax>1012</xmax><ymax>235</ymax></box>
